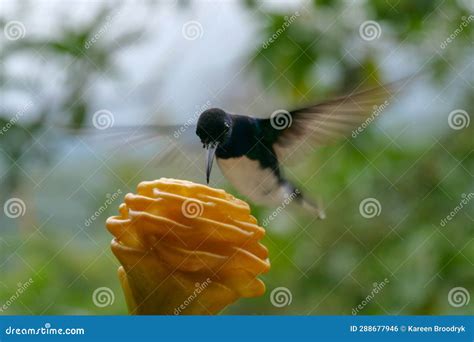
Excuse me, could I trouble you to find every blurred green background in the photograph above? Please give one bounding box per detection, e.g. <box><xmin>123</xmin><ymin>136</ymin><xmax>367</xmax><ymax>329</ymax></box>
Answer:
<box><xmin>1</xmin><ymin>0</ymin><xmax>472</xmax><ymax>315</ymax></box>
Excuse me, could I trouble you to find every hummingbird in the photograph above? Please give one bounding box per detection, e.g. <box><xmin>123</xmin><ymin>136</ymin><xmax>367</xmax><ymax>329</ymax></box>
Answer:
<box><xmin>194</xmin><ymin>80</ymin><xmax>404</xmax><ymax>219</ymax></box>
<box><xmin>73</xmin><ymin>79</ymin><xmax>406</xmax><ymax>219</ymax></box>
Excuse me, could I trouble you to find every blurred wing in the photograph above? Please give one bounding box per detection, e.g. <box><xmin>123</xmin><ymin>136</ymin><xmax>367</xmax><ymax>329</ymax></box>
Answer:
<box><xmin>153</xmin><ymin>126</ymin><xmax>204</xmax><ymax>171</ymax></box>
<box><xmin>262</xmin><ymin>79</ymin><xmax>407</xmax><ymax>164</ymax></box>
<box><xmin>64</xmin><ymin>124</ymin><xmax>201</xmax><ymax>168</ymax></box>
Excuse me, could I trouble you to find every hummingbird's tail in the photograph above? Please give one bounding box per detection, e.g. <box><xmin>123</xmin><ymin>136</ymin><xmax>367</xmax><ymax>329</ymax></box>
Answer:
<box><xmin>284</xmin><ymin>182</ymin><xmax>326</xmax><ymax>219</ymax></box>
<box><xmin>299</xmin><ymin>194</ymin><xmax>326</xmax><ymax>220</ymax></box>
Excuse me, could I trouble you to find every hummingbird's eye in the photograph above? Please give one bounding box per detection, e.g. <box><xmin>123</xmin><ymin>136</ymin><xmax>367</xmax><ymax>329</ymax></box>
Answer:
<box><xmin>223</xmin><ymin>122</ymin><xmax>231</xmax><ymax>134</ymax></box>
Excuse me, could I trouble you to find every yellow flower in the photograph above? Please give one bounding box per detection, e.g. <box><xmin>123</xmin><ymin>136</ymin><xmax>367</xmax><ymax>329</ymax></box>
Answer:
<box><xmin>106</xmin><ymin>178</ymin><xmax>270</xmax><ymax>315</ymax></box>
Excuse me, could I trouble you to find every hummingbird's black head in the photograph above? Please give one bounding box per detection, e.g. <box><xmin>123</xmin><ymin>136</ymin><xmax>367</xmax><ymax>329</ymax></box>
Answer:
<box><xmin>196</xmin><ymin>108</ymin><xmax>232</xmax><ymax>184</ymax></box>
<box><xmin>196</xmin><ymin>108</ymin><xmax>232</xmax><ymax>147</ymax></box>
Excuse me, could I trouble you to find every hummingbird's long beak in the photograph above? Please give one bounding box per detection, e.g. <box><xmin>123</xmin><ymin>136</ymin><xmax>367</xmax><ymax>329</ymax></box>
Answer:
<box><xmin>206</xmin><ymin>144</ymin><xmax>217</xmax><ymax>184</ymax></box>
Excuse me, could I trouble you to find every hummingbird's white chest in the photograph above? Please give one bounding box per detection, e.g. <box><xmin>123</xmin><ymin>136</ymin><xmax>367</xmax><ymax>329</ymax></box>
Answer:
<box><xmin>216</xmin><ymin>156</ymin><xmax>288</xmax><ymax>205</ymax></box>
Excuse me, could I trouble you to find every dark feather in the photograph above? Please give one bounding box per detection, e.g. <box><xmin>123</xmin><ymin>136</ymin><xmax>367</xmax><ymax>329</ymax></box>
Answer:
<box><xmin>260</xmin><ymin>78</ymin><xmax>412</xmax><ymax>164</ymax></box>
